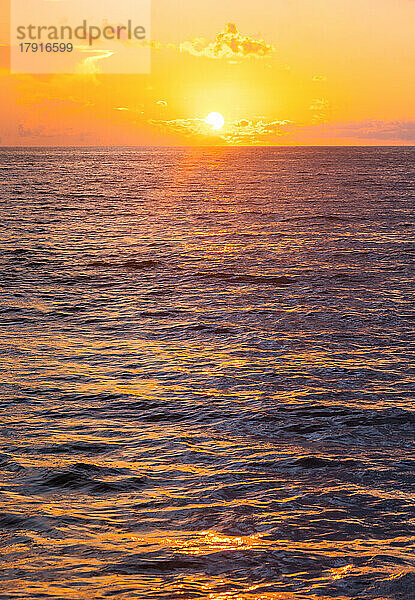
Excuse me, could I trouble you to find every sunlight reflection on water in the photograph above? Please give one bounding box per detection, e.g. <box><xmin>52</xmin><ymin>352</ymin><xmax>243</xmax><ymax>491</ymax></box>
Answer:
<box><xmin>0</xmin><ymin>147</ymin><xmax>414</xmax><ymax>599</ymax></box>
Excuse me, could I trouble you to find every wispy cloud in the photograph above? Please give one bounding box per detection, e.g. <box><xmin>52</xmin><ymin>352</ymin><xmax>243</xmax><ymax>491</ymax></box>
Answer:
<box><xmin>180</xmin><ymin>23</ymin><xmax>275</xmax><ymax>60</ymax></box>
<box><xmin>309</xmin><ymin>98</ymin><xmax>330</xmax><ymax>123</ymax></box>
<box><xmin>18</xmin><ymin>124</ymin><xmax>44</xmax><ymax>138</ymax></box>
<box><xmin>150</xmin><ymin>118</ymin><xmax>206</xmax><ymax>138</ymax></box>
<box><xmin>150</xmin><ymin>116</ymin><xmax>294</xmax><ymax>144</ymax></box>
<box><xmin>287</xmin><ymin>120</ymin><xmax>415</xmax><ymax>143</ymax></box>
<box><xmin>75</xmin><ymin>47</ymin><xmax>114</xmax><ymax>74</ymax></box>
<box><xmin>226</xmin><ymin>119</ymin><xmax>294</xmax><ymax>144</ymax></box>
<box><xmin>149</xmin><ymin>116</ymin><xmax>415</xmax><ymax>145</ymax></box>
<box><xmin>18</xmin><ymin>123</ymin><xmax>88</xmax><ymax>141</ymax></box>
<box><xmin>328</xmin><ymin>120</ymin><xmax>415</xmax><ymax>141</ymax></box>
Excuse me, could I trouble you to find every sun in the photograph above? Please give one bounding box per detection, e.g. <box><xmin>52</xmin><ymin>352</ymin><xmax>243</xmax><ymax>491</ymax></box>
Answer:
<box><xmin>205</xmin><ymin>112</ymin><xmax>225</xmax><ymax>131</ymax></box>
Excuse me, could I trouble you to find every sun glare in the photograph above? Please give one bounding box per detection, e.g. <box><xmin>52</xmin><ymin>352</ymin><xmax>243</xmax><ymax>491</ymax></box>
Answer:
<box><xmin>205</xmin><ymin>112</ymin><xmax>225</xmax><ymax>131</ymax></box>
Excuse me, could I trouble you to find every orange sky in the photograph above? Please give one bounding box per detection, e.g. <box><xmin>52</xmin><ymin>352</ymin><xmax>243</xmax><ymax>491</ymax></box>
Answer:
<box><xmin>1</xmin><ymin>0</ymin><xmax>415</xmax><ymax>146</ymax></box>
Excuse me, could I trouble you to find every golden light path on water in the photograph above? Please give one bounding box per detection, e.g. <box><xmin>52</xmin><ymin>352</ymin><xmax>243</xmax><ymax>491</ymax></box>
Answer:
<box><xmin>0</xmin><ymin>147</ymin><xmax>414</xmax><ymax>599</ymax></box>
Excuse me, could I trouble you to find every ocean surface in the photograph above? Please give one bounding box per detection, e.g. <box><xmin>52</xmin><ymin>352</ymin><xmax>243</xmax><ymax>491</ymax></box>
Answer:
<box><xmin>0</xmin><ymin>147</ymin><xmax>414</xmax><ymax>600</ymax></box>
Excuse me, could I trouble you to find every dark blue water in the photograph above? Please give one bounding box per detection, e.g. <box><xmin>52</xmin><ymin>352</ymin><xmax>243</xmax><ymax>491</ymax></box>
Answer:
<box><xmin>0</xmin><ymin>147</ymin><xmax>414</xmax><ymax>599</ymax></box>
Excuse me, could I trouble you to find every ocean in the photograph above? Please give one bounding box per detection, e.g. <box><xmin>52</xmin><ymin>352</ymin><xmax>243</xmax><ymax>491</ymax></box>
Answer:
<box><xmin>0</xmin><ymin>147</ymin><xmax>414</xmax><ymax>599</ymax></box>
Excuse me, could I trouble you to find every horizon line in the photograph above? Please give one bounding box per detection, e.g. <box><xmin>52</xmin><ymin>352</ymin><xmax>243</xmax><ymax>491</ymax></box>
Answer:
<box><xmin>1</xmin><ymin>144</ymin><xmax>414</xmax><ymax>150</ymax></box>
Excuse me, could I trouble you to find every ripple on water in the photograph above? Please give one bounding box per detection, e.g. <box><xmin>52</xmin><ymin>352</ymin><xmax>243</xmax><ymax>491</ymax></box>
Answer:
<box><xmin>0</xmin><ymin>147</ymin><xmax>414</xmax><ymax>599</ymax></box>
